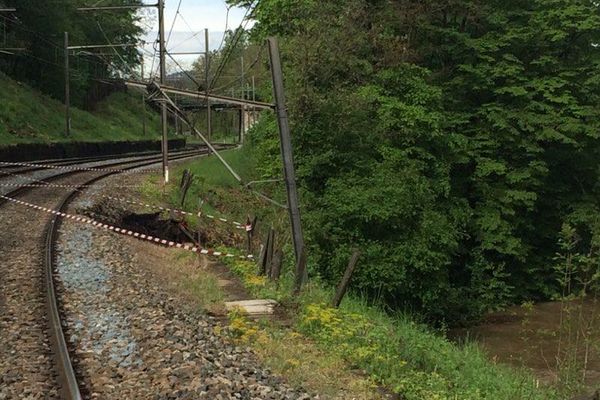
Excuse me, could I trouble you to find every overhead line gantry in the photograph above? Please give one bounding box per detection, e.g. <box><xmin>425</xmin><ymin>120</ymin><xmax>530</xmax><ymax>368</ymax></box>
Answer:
<box><xmin>72</xmin><ymin>1</ymin><xmax>170</xmax><ymax>184</ymax></box>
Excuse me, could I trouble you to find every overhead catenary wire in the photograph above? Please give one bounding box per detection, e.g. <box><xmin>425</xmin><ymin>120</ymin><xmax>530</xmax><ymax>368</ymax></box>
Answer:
<box><xmin>0</xmin><ymin>13</ymin><xmax>121</xmax><ymax>78</ymax></box>
<box><xmin>210</xmin><ymin>1</ymin><xmax>257</xmax><ymax>92</ymax></box>
<box><xmin>165</xmin><ymin>0</ymin><xmax>183</xmax><ymax>46</ymax></box>
<box><xmin>215</xmin><ymin>6</ymin><xmax>231</xmax><ymax>54</ymax></box>
<box><xmin>95</xmin><ymin>20</ymin><xmax>140</xmax><ymax>79</ymax></box>
<box><xmin>209</xmin><ymin>42</ymin><xmax>265</xmax><ymax>94</ymax></box>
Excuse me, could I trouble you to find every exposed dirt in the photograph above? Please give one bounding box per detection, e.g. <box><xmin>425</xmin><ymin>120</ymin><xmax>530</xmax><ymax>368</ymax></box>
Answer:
<box><xmin>81</xmin><ymin>199</ymin><xmax>191</xmax><ymax>244</ymax></box>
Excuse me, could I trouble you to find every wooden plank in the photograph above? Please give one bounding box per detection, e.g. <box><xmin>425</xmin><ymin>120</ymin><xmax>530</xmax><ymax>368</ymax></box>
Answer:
<box><xmin>225</xmin><ymin>299</ymin><xmax>278</xmax><ymax>315</ymax></box>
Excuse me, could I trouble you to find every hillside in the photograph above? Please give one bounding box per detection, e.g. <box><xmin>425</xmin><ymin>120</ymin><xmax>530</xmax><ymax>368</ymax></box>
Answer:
<box><xmin>0</xmin><ymin>72</ymin><xmax>161</xmax><ymax>147</ymax></box>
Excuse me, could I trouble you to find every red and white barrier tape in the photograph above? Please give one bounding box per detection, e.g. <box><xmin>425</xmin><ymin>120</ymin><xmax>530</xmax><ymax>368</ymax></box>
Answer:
<box><xmin>101</xmin><ymin>195</ymin><xmax>246</xmax><ymax>230</ymax></box>
<box><xmin>0</xmin><ymin>160</ymin><xmax>161</xmax><ymax>174</ymax></box>
<box><xmin>1</xmin><ymin>195</ymin><xmax>254</xmax><ymax>260</ymax></box>
<box><xmin>1</xmin><ymin>169</ymin><xmax>144</xmax><ymax>189</ymax></box>
<box><xmin>0</xmin><ymin>183</ymin><xmax>144</xmax><ymax>189</ymax></box>
<box><xmin>1</xmin><ymin>169</ymin><xmax>247</xmax><ymax>231</ymax></box>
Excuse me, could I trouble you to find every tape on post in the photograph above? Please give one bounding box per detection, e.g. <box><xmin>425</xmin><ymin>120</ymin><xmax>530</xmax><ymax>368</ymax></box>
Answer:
<box><xmin>1</xmin><ymin>194</ymin><xmax>254</xmax><ymax>261</ymax></box>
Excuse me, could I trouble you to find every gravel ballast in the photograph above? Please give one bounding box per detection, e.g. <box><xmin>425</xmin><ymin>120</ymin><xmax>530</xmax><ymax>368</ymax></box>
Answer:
<box><xmin>55</xmin><ymin>169</ymin><xmax>314</xmax><ymax>399</ymax></box>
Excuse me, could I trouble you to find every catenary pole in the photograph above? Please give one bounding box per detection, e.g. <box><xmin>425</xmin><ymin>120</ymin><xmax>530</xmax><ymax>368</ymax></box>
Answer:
<box><xmin>252</xmin><ymin>75</ymin><xmax>256</xmax><ymax>125</ymax></box>
<box><xmin>141</xmin><ymin>62</ymin><xmax>147</xmax><ymax>136</ymax></box>
<box><xmin>205</xmin><ymin>28</ymin><xmax>212</xmax><ymax>146</ymax></box>
<box><xmin>64</xmin><ymin>32</ymin><xmax>70</xmax><ymax>136</ymax></box>
<box><xmin>240</xmin><ymin>55</ymin><xmax>245</xmax><ymax>142</ymax></box>
<box><xmin>158</xmin><ymin>0</ymin><xmax>169</xmax><ymax>183</ymax></box>
<box><xmin>267</xmin><ymin>37</ymin><xmax>307</xmax><ymax>288</ymax></box>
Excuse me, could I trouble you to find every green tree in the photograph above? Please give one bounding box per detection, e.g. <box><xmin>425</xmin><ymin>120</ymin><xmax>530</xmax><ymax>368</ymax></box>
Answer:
<box><xmin>234</xmin><ymin>0</ymin><xmax>600</xmax><ymax>321</ymax></box>
<box><xmin>1</xmin><ymin>0</ymin><xmax>143</xmax><ymax>106</ymax></box>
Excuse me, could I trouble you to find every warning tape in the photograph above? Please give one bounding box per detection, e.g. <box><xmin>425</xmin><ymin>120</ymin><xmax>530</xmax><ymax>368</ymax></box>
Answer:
<box><xmin>0</xmin><ymin>183</ymin><xmax>144</xmax><ymax>189</ymax></box>
<box><xmin>1</xmin><ymin>195</ymin><xmax>254</xmax><ymax>260</ymax></box>
<box><xmin>1</xmin><ymin>169</ymin><xmax>247</xmax><ymax>231</ymax></box>
<box><xmin>0</xmin><ymin>169</ymin><xmax>144</xmax><ymax>189</ymax></box>
<box><xmin>101</xmin><ymin>195</ymin><xmax>246</xmax><ymax>230</ymax></box>
<box><xmin>0</xmin><ymin>160</ymin><xmax>161</xmax><ymax>174</ymax></box>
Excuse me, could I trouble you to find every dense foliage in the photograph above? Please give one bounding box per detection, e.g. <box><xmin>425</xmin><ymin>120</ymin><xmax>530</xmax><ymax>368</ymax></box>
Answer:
<box><xmin>0</xmin><ymin>0</ymin><xmax>143</xmax><ymax>107</ymax></box>
<box><xmin>228</xmin><ymin>0</ymin><xmax>600</xmax><ymax>322</ymax></box>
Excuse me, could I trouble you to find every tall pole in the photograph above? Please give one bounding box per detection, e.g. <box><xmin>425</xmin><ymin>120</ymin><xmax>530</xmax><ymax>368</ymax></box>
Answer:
<box><xmin>205</xmin><ymin>28</ymin><xmax>212</xmax><ymax>146</ymax></box>
<box><xmin>64</xmin><ymin>32</ymin><xmax>71</xmax><ymax>136</ymax></box>
<box><xmin>241</xmin><ymin>55</ymin><xmax>245</xmax><ymax>100</ymax></box>
<box><xmin>240</xmin><ymin>55</ymin><xmax>245</xmax><ymax>142</ymax></box>
<box><xmin>141</xmin><ymin>62</ymin><xmax>146</xmax><ymax>136</ymax></box>
<box><xmin>252</xmin><ymin>75</ymin><xmax>256</xmax><ymax>125</ymax></box>
<box><xmin>267</xmin><ymin>37</ymin><xmax>307</xmax><ymax>288</ymax></box>
<box><xmin>158</xmin><ymin>0</ymin><xmax>169</xmax><ymax>183</ymax></box>
<box><xmin>239</xmin><ymin>106</ymin><xmax>244</xmax><ymax>143</ymax></box>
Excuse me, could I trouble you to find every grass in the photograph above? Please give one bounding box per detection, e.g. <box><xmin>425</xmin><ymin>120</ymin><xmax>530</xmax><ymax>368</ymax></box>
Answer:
<box><xmin>183</xmin><ymin>146</ymin><xmax>254</xmax><ymax>187</ymax></box>
<box><xmin>140</xmin><ymin>145</ymin><xmax>560</xmax><ymax>400</ymax></box>
<box><xmin>221</xmin><ymin>258</ymin><xmax>558</xmax><ymax>400</ymax></box>
<box><xmin>174</xmin><ymin>251</ymin><xmax>225</xmax><ymax>312</ymax></box>
<box><xmin>0</xmin><ymin>71</ymin><xmax>162</xmax><ymax>146</ymax></box>
<box><xmin>140</xmin><ymin>146</ymin><xmax>285</xmax><ymax>237</ymax></box>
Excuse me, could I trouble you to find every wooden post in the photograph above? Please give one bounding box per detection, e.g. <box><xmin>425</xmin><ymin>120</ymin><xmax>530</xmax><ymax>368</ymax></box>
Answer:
<box><xmin>265</xmin><ymin>227</ymin><xmax>275</xmax><ymax>277</ymax></box>
<box><xmin>258</xmin><ymin>231</ymin><xmax>271</xmax><ymax>276</ymax></box>
<box><xmin>245</xmin><ymin>216</ymin><xmax>257</xmax><ymax>254</ymax></box>
<box><xmin>270</xmin><ymin>249</ymin><xmax>283</xmax><ymax>281</ymax></box>
<box><xmin>331</xmin><ymin>250</ymin><xmax>361</xmax><ymax>308</ymax></box>
<box><xmin>293</xmin><ymin>247</ymin><xmax>307</xmax><ymax>294</ymax></box>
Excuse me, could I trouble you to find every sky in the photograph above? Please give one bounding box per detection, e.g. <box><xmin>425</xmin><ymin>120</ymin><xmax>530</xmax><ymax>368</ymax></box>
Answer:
<box><xmin>139</xmin><ymin>0</ymin><xmax>252</xmax><ymax>77</ymax></box>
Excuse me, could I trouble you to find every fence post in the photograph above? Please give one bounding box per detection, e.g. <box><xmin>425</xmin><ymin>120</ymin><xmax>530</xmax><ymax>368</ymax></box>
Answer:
<box><xmin>270</xmin><ymin>249</ymin><xmax>283</xmax><ymax>281</ymax></box>
<box><xmin>258</xmin><ymin>231</ymin><xmax>270</xmax><ymax>275</ymax></box>
<box><xmin>331</xmin><ymin>250</ymin><xmax>361</xmax><ymax>308</ymax></box>
<box><xmin>265</xmin><ymin>227</ymin><xmax>275</xmax><ymax>277</ymax></box>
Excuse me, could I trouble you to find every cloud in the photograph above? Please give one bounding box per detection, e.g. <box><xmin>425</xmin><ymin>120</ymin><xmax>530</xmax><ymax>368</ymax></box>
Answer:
<box><xmin>137</xmin><ymin>1</ymin><xmax>254</xmax><ymax>73</ymax></box>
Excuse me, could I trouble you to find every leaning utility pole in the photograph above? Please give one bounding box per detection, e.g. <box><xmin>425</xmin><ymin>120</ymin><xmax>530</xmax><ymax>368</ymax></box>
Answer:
<box><xmin>204</xmin><ymin>28</ymin><xmax>212</xmax><ymax>145</ymax></box>
<box><xmin>64</xmin><ymin>32</ymin><xmax>70</xmax><ymax>136</ymax></box>
<box><xmin>267</xmin><ymin>37</ymin><xmax>307</xmax><ymax>288</ymax></box>
<box><xmin>158</xmin><ymin>0</ymin><xmax>169</xmax><ymax>183</ymax></box>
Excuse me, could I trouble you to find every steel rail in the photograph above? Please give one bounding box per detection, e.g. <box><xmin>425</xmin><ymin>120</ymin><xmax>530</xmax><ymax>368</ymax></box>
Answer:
<box><xmin>0</xmin><ymin>147</ymin><xmax>203</xmax><ymax>178</ymax></box>
<box><xmin>0</xmin><ymin>146</ymin><xmax>220</xmax><ymax>399</ymax></box>
<box><xmin>0</xmin><ymin>147</ymin><xmax>215</xmax><ymax>204</ymax></box>
<box><xmin>42</xmin><ymin>149</ymin><xmax>212</xmax><ymax>399</ymax></box>
<box><xmin>0</xmin><ymin>146</ymin><xmax>203</xmax><ymax>174</ymax></box>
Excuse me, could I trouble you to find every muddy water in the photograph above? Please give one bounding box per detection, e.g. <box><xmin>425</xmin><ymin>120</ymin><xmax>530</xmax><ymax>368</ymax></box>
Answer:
<box><xmin>452</xmin><ymin>300</ymin><xmax>600</xmax><ymax>390</ymax></box>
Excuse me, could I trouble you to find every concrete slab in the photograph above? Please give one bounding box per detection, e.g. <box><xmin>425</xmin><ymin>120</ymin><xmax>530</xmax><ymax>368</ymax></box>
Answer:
<box><xmin>224</xmin><ymin>299</ymin><xmax>278</xmax><ymax>315</ymax></box>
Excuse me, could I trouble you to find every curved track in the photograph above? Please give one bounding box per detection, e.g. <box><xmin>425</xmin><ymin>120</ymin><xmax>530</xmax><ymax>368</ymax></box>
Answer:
<box><xmin>0</xmin><ymin>147</ymin><xmax>213</xmax><ymax>399</ymax></box>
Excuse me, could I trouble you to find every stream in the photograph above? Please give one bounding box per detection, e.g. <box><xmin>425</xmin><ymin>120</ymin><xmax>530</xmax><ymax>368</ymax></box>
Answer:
<box><xmin>451</xmin><ymin>300</ymin><xmax>600</xmax><ymax>393</ymax></box>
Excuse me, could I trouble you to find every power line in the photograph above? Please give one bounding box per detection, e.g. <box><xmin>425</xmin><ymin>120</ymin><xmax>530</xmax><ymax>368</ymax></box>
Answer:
<box><xmin>215</xmin><ymin>6</ymin><xmax>231</xmax><ymax>54</ymax></box>
<box><xmin>165</xmin><ymin>0</ymin><xmax>182</xmax><ymax>47</ymax></box>
<box><xmin>95</xmin><ymin>20</ymin><xmax>140</xmax><ymax>78</ymax></box>
<box><xmin>0</xmin><ymin>14</ymin><xmax>108</xmax><ymax>73</ymax></box>
<box><xmin>210</xmin><ymin>1</ymin><xmax>257</xmax><ymax>91</ymax></box>
<box><xmin>166</xmin><ymin>51</ymin><xmax>201</xmax><ymax>87</ymax></box>
<box><xmin>210</xmin><ymin>43</ymin><xmax>265</xmax><ymax>94</ymax></box>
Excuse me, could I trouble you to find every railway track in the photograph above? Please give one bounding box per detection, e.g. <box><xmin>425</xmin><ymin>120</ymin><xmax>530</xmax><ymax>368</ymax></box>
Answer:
<box><xmin>0</xmin><ymin>147</ymin><xmax>213</xmax><ymax>400</ymax></box>
<box><xmin>0</xmin><ymin>147</ymin><xmax>204</xmax><ymax>181</ymax></box>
